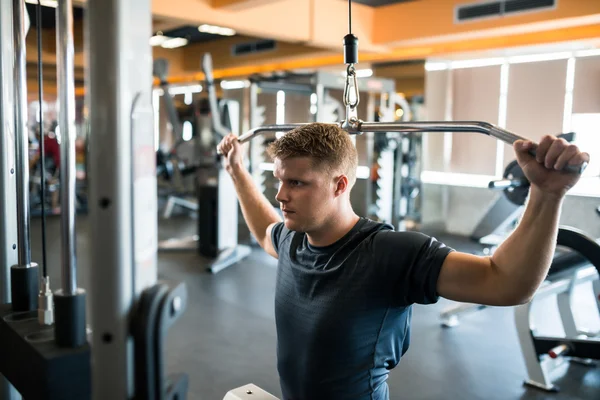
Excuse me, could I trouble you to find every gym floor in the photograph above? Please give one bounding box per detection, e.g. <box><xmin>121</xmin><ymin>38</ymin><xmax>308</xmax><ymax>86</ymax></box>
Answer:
<box><xmin>30</xmin><ymin>215</ymin><xmax>600</xmax><ymax>400</ymax></box>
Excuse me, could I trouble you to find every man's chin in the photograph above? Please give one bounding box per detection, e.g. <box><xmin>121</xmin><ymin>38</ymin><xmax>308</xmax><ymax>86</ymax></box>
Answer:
<box><xmin>283</xmin><ymin>219</ymin><xmax>303</xmax><ymax>232</ymax></box>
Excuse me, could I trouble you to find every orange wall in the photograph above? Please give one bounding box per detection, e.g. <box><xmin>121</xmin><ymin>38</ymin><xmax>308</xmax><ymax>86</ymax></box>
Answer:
<box><xmin>153</xmin><ymin>0</ymin><xmax>312</xmax><ymax>43</ymax></box>
<box><xmin>374</xmin><ymin>0</ymin><xmax>600</xmax><ymax>44</ymax></box>
<box><xmin>212</xmin><ymin>0</ymin><xmax>285</xmax><ymax>10</ymax></box>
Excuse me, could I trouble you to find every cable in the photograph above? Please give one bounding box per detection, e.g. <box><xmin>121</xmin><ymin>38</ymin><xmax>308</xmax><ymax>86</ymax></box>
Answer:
<box><xmin>36</xmin><ymin>1</ymin><xmax>48</xmax><ymax>279</ymax></box>
<box><xmin>348</xmin><ymin>0</ymin><xmax>352</xmax><ymax>35</ymax></box>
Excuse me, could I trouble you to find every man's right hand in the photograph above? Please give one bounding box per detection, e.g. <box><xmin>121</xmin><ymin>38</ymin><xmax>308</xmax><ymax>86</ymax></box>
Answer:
<box><xmin>217</xmin><ymin>133</ymin><xmax>244</xmax><ymax>175</ymax></box>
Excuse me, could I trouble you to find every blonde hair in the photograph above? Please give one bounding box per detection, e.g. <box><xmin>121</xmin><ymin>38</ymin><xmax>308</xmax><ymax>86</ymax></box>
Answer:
<box><xmin>266</xmin><ymin>123</ymin><xmax>358</xmax><ymax>186</ymax></box>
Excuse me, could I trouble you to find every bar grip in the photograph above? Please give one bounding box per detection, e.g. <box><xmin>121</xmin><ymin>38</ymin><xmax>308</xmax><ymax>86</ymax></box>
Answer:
<box><xmin>488</xmin><ymin>126</ymin><xmax>587</xmax><ymax>174</ymax></box>
<box><xmin>548</xmin><ymin>344</ymin><xmax>570</xmax><ymax>359</ymax></box>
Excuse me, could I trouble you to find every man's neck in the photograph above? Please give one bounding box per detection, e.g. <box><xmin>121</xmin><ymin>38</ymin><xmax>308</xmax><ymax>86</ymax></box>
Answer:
<box><xmin>306</xmin><ymin>209</ymin><xmax>361</xmax><ymax>248</ymax></box>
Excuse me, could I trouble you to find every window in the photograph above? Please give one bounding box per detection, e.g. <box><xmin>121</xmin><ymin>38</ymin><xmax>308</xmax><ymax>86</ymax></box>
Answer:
<box><xmin>571</xmin><ymin>113</ymin><xmax>600</xmax><ymax>180</ymax></box>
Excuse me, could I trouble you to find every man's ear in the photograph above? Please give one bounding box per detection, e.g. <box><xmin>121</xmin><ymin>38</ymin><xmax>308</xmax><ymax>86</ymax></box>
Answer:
<box><xmin>333</xmin><ymin>175</ymin><xmax>349</xmax><ymax>197</ymax></box>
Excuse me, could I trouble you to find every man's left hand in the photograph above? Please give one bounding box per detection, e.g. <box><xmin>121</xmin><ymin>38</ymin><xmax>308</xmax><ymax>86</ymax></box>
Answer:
<box><xmin>514</xmin><ymin>135</ymin><xmax>590</xmax><ymax>199</ymax></box>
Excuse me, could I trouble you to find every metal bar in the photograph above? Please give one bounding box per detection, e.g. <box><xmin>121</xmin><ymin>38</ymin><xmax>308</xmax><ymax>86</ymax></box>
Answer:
<box><xmin>152</xmin><ymin>59</ymin><xmax>183</xmax><ymax>145</ymax></box>
<box><xmin>532</xmin><ymin>336</ymin><xmax>600</xmax><ymax>360</ymax></box>
<box><xmin>57</xmin><ymin>0</ymin><xmax>77</xmax><ymax>295</ymax></box>
<box><xmin>0</xmin><ymin>0</ymin><xmax>17</xmax><ymax>313</ymax></box>
<box><xmin>233</xmin><ymin>121</ymin><xmax>587</xmax><ymax>174</ymax></box>
<box><xmin>532</xmin><ymin>265</ymin><xmax>597</xmax><ymax>301</ymax></box>
<box><xmin>201</xmin><ymin>53</ymin><xmax>228</xmax><ymax>139</ymax></box>
<box><xmin>237</xmin><ymin>123</ymin><xmax>310</xmax><ymax>143</ymax></box>
<box><xmin>0</xmin><ymin>1</ymin><xmax>21</xmax><ymax>398</ymax></box>
<box><xmin>87</xmin><ymin>0</ymin><xmax>156</xmax><ymax>397</ymax></box>
<box><xmin>13</xmin><ymin>0</ymin><xmax>31</xmax><ymax>267</ymax></box>
<box><xmin>358</xmin><ymin>121</ymin><xmax>525</xmax><ymax>142</ymax></box>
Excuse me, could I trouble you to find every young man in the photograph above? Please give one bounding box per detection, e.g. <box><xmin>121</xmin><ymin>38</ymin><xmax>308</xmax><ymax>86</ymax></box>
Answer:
<box><xmin>216</xmin><ymin>123</ymin><xmax>589</xmax><ymax>400</ymax></box>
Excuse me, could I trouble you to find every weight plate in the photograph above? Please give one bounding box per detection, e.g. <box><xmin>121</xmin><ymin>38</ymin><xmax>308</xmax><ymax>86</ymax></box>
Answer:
<box><xmin>502</xmin><ymin>160</ymin><xmax>529</xmax><ymax>206</ymax></box>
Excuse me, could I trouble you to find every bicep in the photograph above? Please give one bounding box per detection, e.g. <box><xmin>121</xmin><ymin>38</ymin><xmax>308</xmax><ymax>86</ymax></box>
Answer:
<box><xmin>437</xmin><ymin>252</ymin><xmax>509</xmax><ymax>306</ymax></box>
<box><xmin>263</xmin><ymin>222</ymin><xmax>279</xmax><ymax>259</ymax></box>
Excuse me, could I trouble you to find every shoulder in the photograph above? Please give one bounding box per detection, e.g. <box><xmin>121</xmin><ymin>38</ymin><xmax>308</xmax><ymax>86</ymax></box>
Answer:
<box><xmin>271</xmin><ymin>222</ymin><xmax>294</xmax><ymax>253</ymax></box>
<box><xmin>372</xmin><ymin>229</ymin><xmax>435</xmax><ymax>249</ymax></box>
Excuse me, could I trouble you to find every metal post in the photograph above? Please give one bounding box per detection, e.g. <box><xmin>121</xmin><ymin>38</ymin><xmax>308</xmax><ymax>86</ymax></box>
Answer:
<box><xmin>87</xmin><ymin>0</ymin><xmax>157</xmax><ymax>397</ymax></box>
<box><xmin>13</xmin><ymin>0</ymin><xmax>31</xmax><ymax>268</ymax></box>
<box><xmin>56</xmin><ymin>0</ymin><xmax>77</xmax><ymax>295</ymax></box>
<box><xmin>0</xmin><ymin>1</ymin><xmax>21</xmax><ymax>397</ymax></box>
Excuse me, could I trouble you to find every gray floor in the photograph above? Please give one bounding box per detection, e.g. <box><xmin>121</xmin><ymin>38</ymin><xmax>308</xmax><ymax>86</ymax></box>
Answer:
<box><xmin>28</xmin><ymin>215</ymin><xmax>600</xmax><ymax>400</ymax></box>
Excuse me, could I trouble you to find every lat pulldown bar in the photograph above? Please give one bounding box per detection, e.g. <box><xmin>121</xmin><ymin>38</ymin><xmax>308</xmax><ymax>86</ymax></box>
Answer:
<box><xmin>228</xmin><ymin>121</ymin><xmax>587</xmax><ymax>175</ymax></box>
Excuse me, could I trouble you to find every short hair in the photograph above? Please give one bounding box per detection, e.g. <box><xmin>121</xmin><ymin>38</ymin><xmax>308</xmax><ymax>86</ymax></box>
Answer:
<box><xmin>266</xmin><ymin>123</ymin><xmax>358</xmax><ymax>186</ymax></box>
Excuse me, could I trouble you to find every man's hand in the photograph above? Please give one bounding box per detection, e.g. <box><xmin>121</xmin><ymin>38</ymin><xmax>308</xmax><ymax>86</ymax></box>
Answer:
<box><xmin>514</xmin><ymin>135</ymin><xmax>590</xmax><ymax>199</ymax></box>
<box><xmin>216</xmin><ymin>133</ymin><xmax>244</xmax><ymax>175</ymax></box>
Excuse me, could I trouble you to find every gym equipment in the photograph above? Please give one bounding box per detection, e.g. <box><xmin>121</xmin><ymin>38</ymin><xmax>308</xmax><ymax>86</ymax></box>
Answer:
<box><xmin>0</xmin><ymin>0</ymin><xmax>188</xmax><ymax>399</ymax></box>
<box><xmin>441</xmin><ymin>157</ymin><xmax>597</xmax><ymax>328</ymax></box>
<box><xmin>0</xmin><ymin>0</ymin><xmax>89</xmax><ymax>398</ymax></box>
<box><xmin>245</xmin><ymin>71</ymin><xmax>397</xmax><ymax>223</ymax></box>
<box><xmin>0</xmin><ymin>2</ymin><xmax>23</xmax><ymax>398</ymax></box>
<box><xmin>87</xmin><ymin>0</ymin><xmax>189</xmax><ymax>396</ymax></box>
<box><xmin>440</xmin><ymin>235</ymin><xmax>600</xmax><ymax>328</ymax></box>
<box><xmin>153</xmin><ymin>59</ymin><xmax>199</xmax><ymax>219</ymax></box>
<box><xmin>471</xmin><ymin>132</ymin><xmax>577</xmax><ymax>245</ymax></box>
<box><xmin>515</xmin><ymin>227</ymin><xmax>600</xmax><ymax>392</ymax></box>
<box><xmin>224</xmin><ymin>384</ymin><xmax>279</xmax><ymax>400</ymax></box>
<box><xmin>157</xmin><ymin>53</ymin><xmax>251</xmax><ymax>274</ymax></box>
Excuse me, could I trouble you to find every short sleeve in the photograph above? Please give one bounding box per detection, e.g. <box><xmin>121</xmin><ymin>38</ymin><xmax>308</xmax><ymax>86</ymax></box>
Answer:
<box><xmin>270</xmin><ymin>222</ymin><xmax>286</xmax><ymax>255</ymax></box>
<box><xmin>373</xmin><ymin>231</ymin><xmax>454</xmax><ymax>306</ymax></box>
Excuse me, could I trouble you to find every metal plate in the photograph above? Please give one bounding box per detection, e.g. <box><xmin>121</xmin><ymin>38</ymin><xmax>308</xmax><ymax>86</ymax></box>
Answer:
<box><xmin>503</xmin><ymin>160</ymin><xmax>529</xmax><ymax>206</ymax></box>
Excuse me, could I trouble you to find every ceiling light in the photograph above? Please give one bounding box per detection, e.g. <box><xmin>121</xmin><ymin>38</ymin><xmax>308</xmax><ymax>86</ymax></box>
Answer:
<box><xmin>221</xmin><ymin>80</ymin><xmax>248</xmax><ymax>90</ymax></box>
<box><xmin>424</xmin><ymin>62</ymin><xmax>448</xmax><ymax>71</ymax></box>
<box><xmin>26</xmin><ymin>0</ymin><xmax>57</xmax><ymax>7</ymax></box>
<box><xmin>198</xmin><ymin>24</ymin><xmax>236</xmax><ymax>37</ymax></box>
<box><xmin>149</xmin><ymin>35</ymin><xmax>170</xmax><ymax>47</ymax></box>
<box><xmin>161</xmin><ymin>37</ymin><xmax>188</xmax><ymax>49</ymax></box>
<box><xmin>168</xmin><ymin>85</ymin><xmax>202</xmax><ymax>95</ymax></box>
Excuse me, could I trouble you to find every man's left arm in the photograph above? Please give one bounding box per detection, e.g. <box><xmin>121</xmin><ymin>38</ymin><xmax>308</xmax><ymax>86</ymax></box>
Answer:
<box><xmin>436</xmin><ymin>135</ymin><xmax>590</xmax><ymax>306</ymax></box>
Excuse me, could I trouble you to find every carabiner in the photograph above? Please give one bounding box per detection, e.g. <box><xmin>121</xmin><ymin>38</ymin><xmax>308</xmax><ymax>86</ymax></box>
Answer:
<box><xmin>343</xmin><ymin>64</ymin><xmax>360</xmax><ymax>109</ymax></box>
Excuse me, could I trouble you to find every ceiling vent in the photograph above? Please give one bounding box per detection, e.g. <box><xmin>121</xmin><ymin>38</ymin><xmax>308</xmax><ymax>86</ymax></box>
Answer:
<box><xmin>232</xmin><ymin>40</ymin><xmax>277</xmax><ymax>56</ymax></box>
<box><xmin>456</xmin><ymin>0</ymin><xmax>556</xmax><ymax>23</ymax></box>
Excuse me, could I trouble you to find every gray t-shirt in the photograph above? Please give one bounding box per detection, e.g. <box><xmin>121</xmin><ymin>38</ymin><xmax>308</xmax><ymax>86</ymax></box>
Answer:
<box><xmin>271</xmin><ymin>217</ymin><xmax>453</xmax><ymax>400</ymax></box>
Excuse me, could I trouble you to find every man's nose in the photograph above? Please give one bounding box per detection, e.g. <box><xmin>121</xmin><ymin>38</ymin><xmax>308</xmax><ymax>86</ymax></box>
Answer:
<box><xmin>275</xmin><ymin>182</ymin><xmax>288</xmax><ymax>203</ymax></box>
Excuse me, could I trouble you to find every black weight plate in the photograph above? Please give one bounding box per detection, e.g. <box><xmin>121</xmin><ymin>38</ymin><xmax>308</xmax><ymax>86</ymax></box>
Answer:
<box><xmin>503</xmin><ymin>160</ymin><xmax>530</xmax><ymax>206</ymax></box>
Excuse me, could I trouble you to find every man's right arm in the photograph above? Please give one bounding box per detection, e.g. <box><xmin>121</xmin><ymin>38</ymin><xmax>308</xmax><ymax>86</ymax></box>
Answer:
<box><xmin>217</xmin><ymin>134</ymin><xmax>281</xmax><ymax>259</ymax></box>
<box><xmin>230</xmin><ymin>165</ymin><xmax>281</xmax><ymax>258</ymax></box>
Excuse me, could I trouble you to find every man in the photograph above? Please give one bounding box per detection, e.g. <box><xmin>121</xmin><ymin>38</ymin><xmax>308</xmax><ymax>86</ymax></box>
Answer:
<box><xmin>217</xmin><ymin>123</ymin><xmax>589</xmax><ymax>400</ymax></box>
<box><xmin>30</xmin><ymin>127</ymin><xmax>61</xmax><ymax>212</ymax></box>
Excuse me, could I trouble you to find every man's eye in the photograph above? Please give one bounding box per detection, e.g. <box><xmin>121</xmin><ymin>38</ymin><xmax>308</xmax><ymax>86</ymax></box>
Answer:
<box><xmin>290</xmin><ymin>180</ymin><xmax>301</xmax><ymax>186</ymax></box>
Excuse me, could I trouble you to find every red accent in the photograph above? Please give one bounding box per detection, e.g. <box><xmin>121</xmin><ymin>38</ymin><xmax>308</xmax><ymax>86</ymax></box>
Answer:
<box><xmin>549</xmin><ymin>350</ymin><xmax>559</xmax><ymax>359</ymax></box>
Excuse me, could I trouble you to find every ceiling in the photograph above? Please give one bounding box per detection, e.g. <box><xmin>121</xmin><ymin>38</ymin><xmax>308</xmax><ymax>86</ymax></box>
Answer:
<box><xmin>351</xmin><ymin>0</ymin><xmax>416</xmax><ymax>7</ymax></box>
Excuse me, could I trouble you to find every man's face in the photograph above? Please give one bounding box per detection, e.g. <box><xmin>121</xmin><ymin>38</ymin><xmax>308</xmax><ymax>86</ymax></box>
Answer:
<box><xmin>273</xmin><ymin>156</ymin><xmax>336</xmax><ymax>233</ymax></box>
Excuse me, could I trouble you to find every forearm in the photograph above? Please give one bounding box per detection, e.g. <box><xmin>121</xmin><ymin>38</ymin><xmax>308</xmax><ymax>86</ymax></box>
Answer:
<box><xmin>229</xmin><ymin>166</ymin><xmax>282</xmax><ymax>244</ymax></box>
<box><xmin>490</xmin><ymin>187</ymin><xmax>564</xmax><ymax>303</ymax></box>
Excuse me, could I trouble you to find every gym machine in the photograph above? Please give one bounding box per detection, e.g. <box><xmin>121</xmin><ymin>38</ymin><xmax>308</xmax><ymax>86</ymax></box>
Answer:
<box><xmin>157</xmin><ymin>53</ymin><xmax>251</xmax><ymax>274</ymax></box>
<box><xmin>245</xmin><ymin>71</ymin><xmax>405</xmax><ymax>225</ymax></box>
<box><xmin>0</xmin><ymin>0</ymin><xmax>188</xmax><ymax>399</ymax></box>
<box><xmin>515</xmin><ymin>226</ymin><xmax>600</xmax><ymax>392</ymax></box>
<box><xmin>470</xmin><ymin>132</ymin><xmax>577</xmax><ymax>247</ymax></box>
<box><xmin>215</xmin><ymin>0</ymin><xmax>589</xmax><ymax>393</ymax></box>
<box><xmin>439</xmin><ymin>134</ymin><xmax>594</xmax><ymax>328</ymax></box>
<box><xmin>153</xmin><ymin>58</ymin><xmax>199</xmax><ymax>202</ymax></box>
